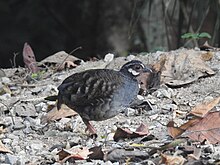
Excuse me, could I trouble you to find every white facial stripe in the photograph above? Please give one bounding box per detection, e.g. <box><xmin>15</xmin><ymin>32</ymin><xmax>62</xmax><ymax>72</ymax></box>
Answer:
<box><xmin>140</xmin><ymin>64</ymin><xmax>145</xmax><ymax>68</ymax></box>
<box><xmin>128</xmin><ymin>68</ymin><xmax>140</xmax><ymax>76</ymax></box>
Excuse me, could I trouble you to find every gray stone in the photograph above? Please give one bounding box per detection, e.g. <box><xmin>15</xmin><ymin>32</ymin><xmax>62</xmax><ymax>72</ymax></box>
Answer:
<box><xmin>6</xmin><ymin>154</ymin><xmax>18</xmax><ymax>165</ymax></box>
<box><xmin>162</xmin><ymin>104</ymin><xmax>178</xmax><ymax>110</ymax></box>
<box><xmin>15</xmin><ymin>103</ymin><xmax>37</xmax><ymax>117</ymax></box>
<box><xmin>1</xmin><ymin>77</ymin><xmax>11</xmax><ymax>84</ymax></box>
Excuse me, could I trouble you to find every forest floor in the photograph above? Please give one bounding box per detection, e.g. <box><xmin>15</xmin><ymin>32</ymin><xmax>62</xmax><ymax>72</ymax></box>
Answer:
<box><xmin>0</xmin><ymin>48</ymin><xmax>220</xmax><ymax>165</ymax></box>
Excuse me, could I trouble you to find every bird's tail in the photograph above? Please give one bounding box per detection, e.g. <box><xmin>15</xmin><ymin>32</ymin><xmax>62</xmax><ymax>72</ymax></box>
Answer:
<box><xmin>44</xmin><ymin>95</ymin><xmax>58</xmax><ymax>101</ymax></box>
<box><xmin>44</xmin><ymin>95</ymin><xmax>62</xmax><ymax>110</ymax></box>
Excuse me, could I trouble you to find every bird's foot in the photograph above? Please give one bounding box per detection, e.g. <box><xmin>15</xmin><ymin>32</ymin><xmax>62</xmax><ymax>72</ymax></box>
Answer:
<box><xmin>84</xmin><ymin>120</ymin><xmax>98</xmax><ymax>138</ymax></box>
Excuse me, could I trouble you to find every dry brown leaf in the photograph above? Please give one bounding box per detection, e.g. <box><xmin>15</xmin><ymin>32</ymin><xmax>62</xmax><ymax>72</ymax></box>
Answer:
<box><xmin>199</xmin><ymin>41</ymin><xmax>216</xmax><ymax>51</ymax></box>
<box><xmin>39</xmin><ymin>51</ymin><xmax>81</xmax><ymax>70</ymax></box>
<box><xmin>188</xmin><ymin>147</ymin><xmax>201</xmax><ymax>160</ymax></box>
<box><xmin>152</xmin><ymin>55</ymin><xmax>166</xmax><ymax>72</ymax></box>
<box><xmin>135</xmin><ymin>123</ymin><xmax>149</xmax><ymax>134</ymax></box>
<box><xmin>41</xmin><ymin>105</ymin><xmax>78</xmax><ymax>124</ymax></box>
<box><xmin>136</xmin><ymin>71</ymin><xmax>152</xmax><ymax>95</ymax></box>
<box><xmin>113</xmin><ymin>123</ymin><xmax>149</xmax><ymax>141</ymax></box>
<box><xmin>190</xmin><ymin>96</ymin><xmax>220</xmax><ymax>117</ymax></box>
<box><xmin>58</xmin><ymin>60</ymin><xmax>78</xmax><ymax>71</ymax></box>
<box><xmin>200</xmin><ymin>52</ymin><xmax>213</xmax><ymax>61</ymax></box>
<box><xmin>179</xmin><ymin>118</ymin><xmax>201</xmax><ymax>130</ymax></box>
<box><xmin>22</xmin><ymin>42</ymin><xmax>39</xmax><ymax>73</ymax></box>
<box><xmin>88</xmin><ymin>146</ymin><xmax>104</xmax><ymax>160</ymax></box>
<box><xmin>58</xmin><ymin>147</ymin><xmax>92</xmax><ymax>163</ymax></box>
<box><xmin>184</xmin><ymin>111</ymin><xmax>220</xmax><ymax>144</ymax></box>
<box><xmin>160</xmin><ymin>153</ymin><xmax>185</xmax><ymax>165</ymax></box>
<box><xmin>0</xmin><ymin>126</ymin><xmax>7</xmax><ymax>134</ymax></box>
<box><xmin>167</xmin><ymin>121</ymin><xmax>185</xmax><ymax>138</ymax></box>
<box><xmin>0</xmin><ymin>141</ymin><xmax>13</xmax><ymax>154</ymax></box>
<box><xmin>167</xmin><ymin>118</ymin><xmax>203</xmax><ymax>138</ymax></box>
<box><xmin>160</xmin><ymin>49</ymin><xmax>215</xmax><ymax>87</ymax></box>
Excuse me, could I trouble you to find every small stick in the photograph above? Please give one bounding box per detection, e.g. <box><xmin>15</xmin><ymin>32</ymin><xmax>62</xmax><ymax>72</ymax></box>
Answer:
<box><xmin>55</xmin><ymin>46</ymin><xmax>82</xmax><ymax>71</ymax></box>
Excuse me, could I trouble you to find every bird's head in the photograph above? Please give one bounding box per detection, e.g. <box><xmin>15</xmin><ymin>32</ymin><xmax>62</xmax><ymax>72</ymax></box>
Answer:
<box><xmin>120</xmin><ymin>60</ymin><xmax>152</xmax><ymax>77</ymax></box>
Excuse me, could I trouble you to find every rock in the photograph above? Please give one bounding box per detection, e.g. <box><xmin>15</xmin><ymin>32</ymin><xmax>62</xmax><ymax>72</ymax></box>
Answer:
<box><xmin>0</xmin><ymin>117</ymin><xmax>14</xmax><ymax>126</ymax></box>
<box><xmin>0</xmin><ymin>93</ymin><xmax>11</xmax><ymax>100</ymax></box>
<box><xmin>124</xmin><ymin>108</ymin><xmax>136</xmax><ymax>116</ymax></box>
<box><xmin>0</xmin><ymin>77</ymin><xmax>11</xmax><ymax>84</ymax></box>
<box><xmin>104</xmin><ymin>53</ymin><xmax>114</xmax><ymax>63</ymax></box>
<box><xmin>11</xmin><ymin>117</ymin><xmax>25</xmax><ymax>130</ymax></box>
<box><xmin>154</xmin><ymin>87</ymin><xmax>173</xmax><ymax>98</ymax></box>
<box><xmin>14</xmin><ymin>103</ymin><xmax>37</xmax><ymax>117</ymax></box>
<box><xmin>13</xmin><ymin>146</ymin><xmax>21</xmax><ymax>153</ymax></box>
<box><xmin>126</xmin><ymin>54</ymin><xmax>136</xmax><ymax>61</ymax></box>
<box><xmin>215</xmin><ymin>52</ymin><xmax>220</xmax><ymax>60</ymax></box>
<box><xmin>6</xmin><ymin>134</ymin><xmax>19</xmax><ymax>141</ymax></box>
<box><xmin>0</xmin><ymin>69</ymin><xmax>6</xmax><ymax>78</ymax></box>
<box><xmin>162</xmin><ymin>104</ymin><xmax>178</xmax><ymax>110</ymax></box>
<box><xmin>35</xmin><ymin>102</ymin><xmax>47</xmax><ymax>112</ymax></box>
<box><xmin>31</xmin><ymin>142</ymin><xmax>44</xmax><ymax>151</ymax></box>
<box><xmin>0</xmin><ymin>154</ymin><xmax>7</xmax><ymax>164</ymax></box>
<box><xmin>2</xmin><ymin>139</ymin><xmax>12</xmax><ymax>145</ymax></box>
<box><xmin>6</xmin><ymin>154</ymin><xmax>19</xmax><ymax>165</ymax></box>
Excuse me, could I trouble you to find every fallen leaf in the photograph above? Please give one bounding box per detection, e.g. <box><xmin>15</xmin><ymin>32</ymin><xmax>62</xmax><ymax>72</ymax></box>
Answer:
<box><xmin>88</xmin><ymin>146</ymin><xmax>104</xmax><ymax>160</ymax></box>
<box><xmin>0</xmin><ymin>126</ymin><xmax>7</xmax><ymax>134</ymax></box>
<box><xmin>179</xmin><ymin>118</ymin><xmax>201</xmax><ymax>130</ymax></box>
<box><xmin>167</xmin><ymin>121</ymin><xmax>185</xmax><ymax>138</ymax></box>
<box><xmin>0</xmin><ymin>141</ymin><xmax>13</xmax><ymax>154</ymax></box>
<box><xmin>184</xmin><ymin>111</ymin><xmax>220</xmax><ymax>144</ymax></box>
<box><xmin>22</xmin><ymin>42</ymin><xmax>39</xmax><ymax>73</ymax></box>
<box><xmin>61</xmin><ymin>61</ymin><xmax>78</xmax><ymax>70</ymax></box>
<box><xmin>190</xmin><ymin>96</ymin><xmax>220</xmax><ymax>117</ymax></box>
<box><xmin>58</xmin><ymin>147</ymin><xmax>92</xmax><ymax>163</ymax></box>
<box><xmin>135</xmin><ymin>123</ymin><xmax>150</xmax><ymax>135</ymax></box>
<box><xmin>160</xmin><ymin>153</ymin><xmax>185</xmax><ymax>165</ymax></box>
<box><xmin>137</xmin><ymin>69</ymin><xmax>160</xmax><ymax>95</ymax></box>
<box><xmin>200</xmin><ymin>52</ymin><xmax>213</xmax><ymax>61</ymax></box>
<box><xmin>199</xmin><ymin>41</ymin><xmax>216</xmax><ymax>51</ymax></box>
<box><xmin>160</xmin><ymin>49</ymin><xmax>215</xmax><ymax>87</ymax></box>
<box><xmin>113</xmin><ymin>123</ymin><xmax>149</xmax><ymax>141</ymax></box>
<box><xmin>136</xmin><ymin>57</ymin><xmax>164</xmax><ymax>95</ymax></box>
<box><xmin>167</xmin><ymin>119</ymin><xmax>200</xmax><ymax>138</ymax></box>
<box><xmin>41</xmin><ymin>105</ymin><xmax>78</xmax><ymax>124</ymax></box>
<box><xmin>136</xmin><ymin>71</ymin><xmax>152</xmax><ymax>95</ymax></box>
<box><xmin>39</xmin><ymin>51</ymin><xmax>82</xmax><ymax>70</ymax></box>
<box><xmin>188</xmin><ymin>147</ymin><xmax>201</xmax><ymax>160</ymax></box>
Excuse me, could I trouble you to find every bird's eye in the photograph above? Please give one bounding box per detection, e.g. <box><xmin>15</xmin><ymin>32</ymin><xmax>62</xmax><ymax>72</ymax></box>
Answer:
<box><xmin>134</xmin><ymin>65</ymin><xmax>141</xmax><ymax>70</ymax></box>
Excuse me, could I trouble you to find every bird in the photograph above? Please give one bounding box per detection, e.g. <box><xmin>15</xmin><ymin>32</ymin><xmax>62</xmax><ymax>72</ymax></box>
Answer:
<box><xmin>57</xmin><ymin>60</ymin><xmax>152</xmax><ymax>135</ymax></box>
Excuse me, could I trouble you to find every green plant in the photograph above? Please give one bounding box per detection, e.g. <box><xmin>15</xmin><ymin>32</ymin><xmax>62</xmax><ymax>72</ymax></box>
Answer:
<box><xmin>181</xmin><ymin>32</ymin><xmax>211</xmax><ymax>39</ymax></box>
<box><xmin>31</xmin><ymin>70</ymin><xmax>45</xmax><ymax>80</ymax></box>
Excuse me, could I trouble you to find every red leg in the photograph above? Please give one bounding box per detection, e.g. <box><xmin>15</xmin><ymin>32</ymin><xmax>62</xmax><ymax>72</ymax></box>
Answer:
<box><xmin>83</xmin><ymin>119</ymin><xmax>97</xmax><ymax>136</ymax></box>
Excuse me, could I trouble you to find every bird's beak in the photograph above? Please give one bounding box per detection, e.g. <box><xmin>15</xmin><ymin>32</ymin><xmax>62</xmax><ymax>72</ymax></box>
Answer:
<box><xmin>143</xmin><ymin>67</ymin><xmax>152</xmax><ymax>73</ymax></box>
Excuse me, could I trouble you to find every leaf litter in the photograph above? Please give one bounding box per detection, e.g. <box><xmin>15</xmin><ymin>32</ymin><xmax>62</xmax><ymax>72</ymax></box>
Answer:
<box><xmin>0</xmin><ymin>47</ymin><xmax>220</xmax><ymax>164</ymax></box>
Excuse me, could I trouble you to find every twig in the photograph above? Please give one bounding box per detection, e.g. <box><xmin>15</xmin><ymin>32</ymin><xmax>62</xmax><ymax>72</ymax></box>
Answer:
<box><xmin>13</xmin><ymin>52</ymin><xmax>18</xmax><ymax>68</ymax></box>
<box><xmin>55</xmin><ymin>46</ymin><xmax>82</xmax><ymax>72</ymax></box>
<box><xmin>9</xmin><ymin>52</ymin><xmax>19</xmax><ymax>68</ymax></box>
<box><xmin>0</xmin><ymin>102</ymin><xmax>16</xmax><ymax>125</ymax></box>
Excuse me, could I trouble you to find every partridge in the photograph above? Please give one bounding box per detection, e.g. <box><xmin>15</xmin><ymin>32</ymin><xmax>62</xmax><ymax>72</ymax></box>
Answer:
<box><xmin>57</xmin><ymin>60</ymin><xmax>152</xmax><ymax>135</ymax></box>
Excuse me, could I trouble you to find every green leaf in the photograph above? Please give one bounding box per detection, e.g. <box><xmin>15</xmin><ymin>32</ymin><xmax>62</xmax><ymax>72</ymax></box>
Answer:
<box><xmin>181</xmin><ymin>33</ymin><xmax>199</xmax><ymax>39</ymax></box>
<box><xmin>198</xmin><ymin>32</ymin><xmax>211</xmax><ymax>39</ymax></box>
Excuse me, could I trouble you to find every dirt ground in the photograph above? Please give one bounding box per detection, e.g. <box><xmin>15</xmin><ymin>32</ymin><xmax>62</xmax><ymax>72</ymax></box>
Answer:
<box><xmin>0</xmin><ymin>48</ymin><xmax>220</xmax><ymax>164</ymax></box>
